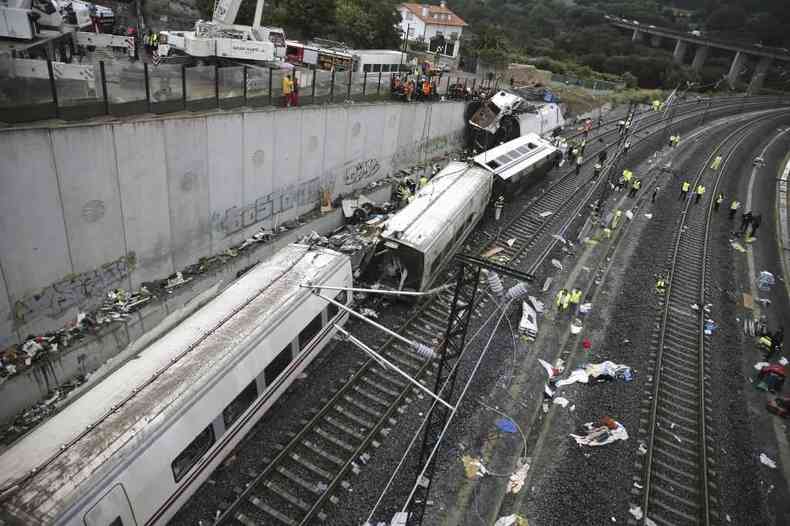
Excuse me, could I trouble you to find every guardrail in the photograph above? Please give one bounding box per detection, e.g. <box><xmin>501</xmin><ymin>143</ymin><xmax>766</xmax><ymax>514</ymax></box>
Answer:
<box><xmin>0</xmin><ymin>59</ymin><xmax>495</xmax><ymax>124</ymax></box>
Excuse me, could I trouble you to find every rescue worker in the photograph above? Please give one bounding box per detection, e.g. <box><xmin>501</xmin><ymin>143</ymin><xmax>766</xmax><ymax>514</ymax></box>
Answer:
<box><xmin>593</xmin><ymin>162</ymin><xmax>602</xmax><ymax>180</ymax></box>
<box><xmin>575</xmin><ymin>154</ymin><xmax>583</xmax><ymax>175</ymax></box>
<box><xmin>655</xmin><ymin>275</ymin><xmax>666</xmax><ymax>294</ymax></box>
<box><xmin>710</xmin><ymin>155</ymin><xmax>723</xmax><ymax>171</ymax></box>
<box><xmin>623</xmin><ymin>137</ymin><xmax>631</xmax><ymax>155</ymax></box>
<box><xmin>418</xmin><ymin>174</ymin><xmax>429</xmax><ymax>189</ymax></box>
<box><xmin>652</xmin><ymin>185</ymin><xmax>660</xmax><ymax>203</ymax></box>
<box><xmin>749</xmin><ymin>212</ymin><xmax>762</xmax><ymax>238</ymax></box>
<box><xmin>617</xmin><ymin>119</ymin><xmax>626</xmax><ymax>135</ymax></box>
<box><xmin>629</xmin><ymin>178</ymin><xmax>641</xmax><ymax>198</ymax></box>
<box><xmin>555</xmin><ymin>288</ymin><xmax>570</xmax><ymax>313</ymax></box>
<box><xmin>580</xmin><ymin>139</ymin><xmax>587</xmax><ymax>155</ymax></box>
<box><xmin>680</xmin><ymin>180</ymin><xmax>691</xmax><ymax>200</ymax></box>
<box><xmin>652</xmin><ymin>99</ymin><xmax>661</xmax><ymax>111</ymax></box>
<box><xmin>694</xmin><ymin>183</ymin><xmax>705</xmax><ymax>204</ymax></box>
<box><xmin>598</xmin><ymin>149</ymin><xmax>608</xmax><ymax>164</ymax></box>
<box><xmin>282</xmin><ymin>74</ymin><xmax>294</xmax><ymax>107</ymax></box>
<box><xmin>729</xmin><ymin>199</ymin><xmax>740</xmax><ymax>219</ymax></box>
<box><xmin>714</xmin><ymin>192</ymin><xmax>725</xmax><ymax>211</ymax></box>
<box><xmin>397</xmin><ymin>179</ymin><xmax>411</xmax><ymax>206</ymax></box>
<box><xmin>740</xmin><ymin>211</ymin><xmax>753</xmax><ymax>233</ymax></box>
<box><xmin>622</xmin><ymin>169</ymin><xmax>633</xmax><ymax>186</ymax></box>
<box><xmin>673</xmin><ymin>135</ymin><xmax>681</xmax><ymax>147</ymax></box>
<box><xmin>569</xmin><ymin>288</ymin><xmax>583</xmax><ymax>313</ymax></box>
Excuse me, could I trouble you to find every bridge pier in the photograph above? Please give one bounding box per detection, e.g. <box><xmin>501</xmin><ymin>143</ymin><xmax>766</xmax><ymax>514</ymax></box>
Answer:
<box><xmin>749</xmin><ymin>56</ymin><xmax>773</xmax><ymax>93</ymax></box>
<box><xmin>631</xmin><ymin>29</ymin><xmax>642</xmax><ymax>43</ymax></box>
<box><xmin>728</xmin><ymin>51</ymin><xmax>748</xmax><ymax>88</ymax></box>
<box><xmin>673</xmin><ymin>40</ymin><xmax>688</xmax><ymax>65</ymax></box>
<box><xmin>691</xmin><ymin>46</ymin><xmax>709</xmax><ymax>72</ymax></box>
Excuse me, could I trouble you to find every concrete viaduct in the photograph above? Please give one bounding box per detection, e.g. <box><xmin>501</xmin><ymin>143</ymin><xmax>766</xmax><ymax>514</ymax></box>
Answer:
<box><xmin>608</xmin><ymin>18</ymin><xmax>790</xmax><ymax>92</ymax></box>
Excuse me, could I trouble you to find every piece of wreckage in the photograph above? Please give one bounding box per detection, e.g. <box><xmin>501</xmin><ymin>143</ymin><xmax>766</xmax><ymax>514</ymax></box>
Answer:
<box><xmin>519</xmin><ymin>296</ymin><xmax>542</xmax><ymax>340</ymax></box>
<box><xmin>466</xmin><ymin>89</ymin><xmax>565</xmax><ymax>152</ymax></box>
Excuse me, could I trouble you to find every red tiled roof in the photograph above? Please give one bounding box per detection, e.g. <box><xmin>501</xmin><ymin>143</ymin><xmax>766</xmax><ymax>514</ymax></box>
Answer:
<box><xmin>401</xmin><ymin>3</ymin><xmax>467</xmax><ymax>27</ymax></box>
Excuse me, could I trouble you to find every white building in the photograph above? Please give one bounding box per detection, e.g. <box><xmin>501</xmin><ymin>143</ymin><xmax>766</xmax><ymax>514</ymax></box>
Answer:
<box><xmin>398</xmin><ymin>2</ymin><xmax>467</xmax><ymax>58</ymax></box>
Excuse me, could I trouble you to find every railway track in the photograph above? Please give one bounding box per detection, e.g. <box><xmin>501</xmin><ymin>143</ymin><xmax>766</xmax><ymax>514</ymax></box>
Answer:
<box><xmin>636</xmin><ymin>111</ymin><xmax>790</xmax><ymax>526</ymax></box>
<box><xmin>481</xmin><ymin>96</ymin><xmax>785</xmax><ymax>274</ymax></box>
<box><xmin>212</xmin><ymin>96</ymin><xmax>785</xmax><ymax>526</ymax></box>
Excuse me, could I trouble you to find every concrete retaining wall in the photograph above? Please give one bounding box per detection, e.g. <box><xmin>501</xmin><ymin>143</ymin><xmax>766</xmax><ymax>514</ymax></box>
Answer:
<box><xmin>0</xmin><ymin>100</ymin><xmax>466</xmax><ymax>348</ymax></box>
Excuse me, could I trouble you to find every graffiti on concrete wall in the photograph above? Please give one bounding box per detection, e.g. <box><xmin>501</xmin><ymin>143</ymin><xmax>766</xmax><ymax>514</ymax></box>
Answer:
<box><xmin>344</xmin><ymin>158</ymin><xmax>380</xmax><ymax>186</ymax></box>
<box><xmin>12</xmin><ymin>253</ymin><xmax>136</xmax><ymax>324</ymax></box>
<box><xmin>213</xmin><ymin>176</ymin><xmax>323</xmax><ymax>235</ymax></box>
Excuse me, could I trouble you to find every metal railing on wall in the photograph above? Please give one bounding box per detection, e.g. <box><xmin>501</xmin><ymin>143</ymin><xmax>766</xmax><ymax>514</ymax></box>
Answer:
<box><xmin>0</xmin><ymin>59</ymin><xmax>501</xmax><ymax>124</ymax></box>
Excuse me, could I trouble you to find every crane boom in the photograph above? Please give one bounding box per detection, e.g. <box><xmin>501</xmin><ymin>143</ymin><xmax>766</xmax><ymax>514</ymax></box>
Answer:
<box><xmin>211</xmin><ymin>0</ymin><xmax>243</xmax><ymax>25</ymax></box>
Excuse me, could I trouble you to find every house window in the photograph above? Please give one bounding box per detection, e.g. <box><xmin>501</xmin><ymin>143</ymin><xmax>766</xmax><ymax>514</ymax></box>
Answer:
<box><xmin>172</xmin><ymin>425</ymin><xmax>215</xmax><ymax>482</ymax></box>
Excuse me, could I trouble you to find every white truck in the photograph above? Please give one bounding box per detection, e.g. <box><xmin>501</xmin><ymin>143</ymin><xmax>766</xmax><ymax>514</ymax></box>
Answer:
<box><xmin>0</xmin><ymin>0</ymin><xmax>110</xmax><ymax>40</ymax></box>
<box><xmin>157</xmin><ymin>0</ymin><xmax>285</xmax><ymax>63</ymax></box>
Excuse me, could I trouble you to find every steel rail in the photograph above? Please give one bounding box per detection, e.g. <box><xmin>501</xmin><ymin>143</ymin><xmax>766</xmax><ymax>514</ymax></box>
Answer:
<box><xmin>641</xmin><ymin>111</ymin><xmax>790</xmax><ymax>526</ymax></box>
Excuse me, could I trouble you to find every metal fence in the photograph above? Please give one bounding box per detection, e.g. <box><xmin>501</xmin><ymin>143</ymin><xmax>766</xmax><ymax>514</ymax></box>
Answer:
<box><xmin>0</xmin><ymin>59</ymin><xmax>498</xmax><ymax>124</ymax></box>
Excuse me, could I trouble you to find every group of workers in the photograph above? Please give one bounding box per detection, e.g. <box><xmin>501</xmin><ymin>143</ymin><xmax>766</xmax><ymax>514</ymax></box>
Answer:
<box><xmin>391</xmin><ymin>75</ymin><xmax>440</xmax><ymax>102</ymax></box>
<box><xmin>395</xmin><ymin>173</ymin><xmax>430</xmax><ymax>206</ymax></box>
<box><xmin>555</xmin><ymin>288</ymin><xmax>584</xmax><ymax>314</ymax></box>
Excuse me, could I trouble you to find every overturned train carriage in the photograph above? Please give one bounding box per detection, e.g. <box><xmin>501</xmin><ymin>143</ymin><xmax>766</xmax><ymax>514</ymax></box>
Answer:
<box><xmin>474</xmin><ymin>132</ymin><xmax>561</xmax><ymax>198</ymax></box>
<box><xmin>372</xmin><ymin>162</ymin><xmax>493</xmax><ymax>292</ymax></box>
<box><xmin>0</xmin><ymin>244</ymin><xmax>352</xmax><ymax>526</ymax></box>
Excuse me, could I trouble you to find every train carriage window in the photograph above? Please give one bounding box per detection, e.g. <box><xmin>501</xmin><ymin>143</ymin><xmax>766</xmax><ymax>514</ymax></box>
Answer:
<box><xmin>171</xmin><ymin>425</ymin><xmax>215</xmax><ymax>482</ymax></box>
<box><xmin>264</xmin><ymin>344</ymin><xmax>293</xmax><ymax>384</ymax></box>
<box><xmin>363</xmin><ymin>64</ymin><xmax>372</xmax><ymax>72</ymax></box>
<box><xmin>222</xmin><ymin>380</ymin><xmax>258</xmax><ymax>427</ymax></box>
<box><xmin>299</xmin><ymin>313</ymin><xmax>324</xmax><ymax>350</ymax></box>
<box><xmin>372</xmin><ymin>64</ymin><xmax>382</xmax><ymax>72</ymax></box>
<box><xmin>327</xmin><ymin>291</ymin><xmax>348</xmax><ymax>320</ymax></box>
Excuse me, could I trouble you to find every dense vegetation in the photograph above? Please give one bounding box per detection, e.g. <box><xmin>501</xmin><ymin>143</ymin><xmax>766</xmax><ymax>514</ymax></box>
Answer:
<box><xmin>451</xmin><ymin>0</ymin><xmax>790</xmax><ymax>88</ymax></box>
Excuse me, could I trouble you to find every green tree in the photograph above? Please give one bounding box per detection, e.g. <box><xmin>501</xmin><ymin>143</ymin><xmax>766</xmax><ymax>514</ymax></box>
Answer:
<box><xmin>283</xmin><ymin>0</ymin><xmax>337</xmax><ymax>40</ymax></box>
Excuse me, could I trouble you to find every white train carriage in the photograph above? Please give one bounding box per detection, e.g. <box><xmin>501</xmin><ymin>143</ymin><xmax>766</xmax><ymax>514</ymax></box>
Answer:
<box><xmin>0</xmin><ymin>244</ymin><xmax>352</xmax><ymax>526</ymax></box>
<box><xmin>473</xmin><ymin>132</ymin><xmax>561</xmax><ymax>198</ymax></box>
<box><xmin>372</xmin><ymin>162</ymin><xmax>492</xmax><ymax>291</ymax></box>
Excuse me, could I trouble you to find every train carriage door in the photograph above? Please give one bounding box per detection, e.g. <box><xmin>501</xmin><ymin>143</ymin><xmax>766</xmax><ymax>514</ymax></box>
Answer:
<box><xmin>83</xmin><ymin>484</ymin><xmax>137</xmax><ymax>526</ymax></box>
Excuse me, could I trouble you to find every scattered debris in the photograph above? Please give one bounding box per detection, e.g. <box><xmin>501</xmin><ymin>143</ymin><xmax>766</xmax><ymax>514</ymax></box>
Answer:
<box><xmin>539</xmin><ymin>211</ymin><xmax>553</xmax><ymax>218</ymax></box>
<box><xmin>758</xmin><ymin>271</ymin><xmax>776</xmax><ymax>291</ymax></box>
<box><xmin>629</xmin><ymin>505</ymin><xmax>644</xmax><ymax>520</ymax></box>
<box><xmin>360</xmin><ymin>308</ymin><xmax>379</xmax><ymax>319</ymax></box>
<box><xmin>528</xmin><ymin>296</ymin><xmax>545</xmax><ymax>313</ymax></box>
<box><xmin>556</xmin><ymin>361</ymin><xmax>634</xmax><ymax>387</ymax></box>
<box><xmin>506</xmin><ymin>461</ymin><xmax>531</xmax><ymax>494</ymax></box>
<box><xmin>483</xmin><ymin>247</ymin><xmax>505</xmax><ymax>258</ymax></box>
<box><xmin>704</xmin><ymin>319</ymin><xmax>717</xmax><ymax>335</ymax></box>
<box><xmin>579</xmin><ymin>302</ymin><xmax>593</xmax><ymax>314</ymax></box>
<box><xmin>571</xmin><ymin>417</ymin><xmax>628</xmax><ymax>447</ymax></box>
<box><xmin>760</xmin><ymin>453</ymin><xmax>777</xmax><ymax>469</ymax></box>
<box><xmin>462</xmin><ymin>455</ymin><xmax>488</xmax><ymax>479</ymax></box>
<box><xmin>637</xmin><ymin>441</ymin><xmax>648</xmax><ymax>455</ymax></box>
<box><xmin>507</xmin><ymin>238</ymin><xmax>517</xmax><ymax>247</ymax></box>
<box><xmin>519</xmin><ymin>301</ymin><xmax>538</xmax><ymax>340</ymax></box>
<box><xmin>570</xmin><ymin>318</ymin><xmax>583</xmax><ymax>334</ymax></box>
<box><xmin>644</xmin><ymin>213</ymin><xmax>653</xmax><ymax>219</ymax></box>
<box><xmin>553</xmin><ymin>397</ymin><xmax>570</xmax><ymax>408</ymax></box>
<box><xmin>496</xmin><ymin>418</ymin><xmax>518</xmax><ymax>434</ymax></box>
<box><xmin>551</xmin><ymin>259</ymin><xmax>563</xmax><ymax>271</ymax></box>
<box><xmin>551</xmin><ymin>234</ymin><xmax>568</xmax><ymax>245</ymax></box>
<box><xmin>625</xmin><ymin>210</ymin><xmax>634</xmax><ymax>221</ymax></box>
<box><xmin>754</xmin><ymin>362</ymin><xmax>770</xmax><ymax>371</ymax></box>
<box><xmin>494</xmin><ymin>514</ymin><xmax>529</xmax><ymax>526</ymax></box>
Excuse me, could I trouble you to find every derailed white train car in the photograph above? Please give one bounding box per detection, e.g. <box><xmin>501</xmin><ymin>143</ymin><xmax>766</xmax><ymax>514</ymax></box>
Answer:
<box><xmin>373</xmin><ymin>162</ymin><xmax>492</xmax><ymax>291</ymax></box>
<box><xmin>0</xmin><ymin>244</ymin><xmax>351</xmax><ymax>526</ymax></box>
<box><xmin>474</xmin><ymin>132</ymin><xmax>561</xmax><ymax>197</ymax></box>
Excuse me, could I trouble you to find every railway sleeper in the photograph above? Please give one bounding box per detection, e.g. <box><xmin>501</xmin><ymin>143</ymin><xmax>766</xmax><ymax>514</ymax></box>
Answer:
<box><xmin>276</xmin><ymin>466</ymin><xmax>326</xmax><ymax>496</ymax></box>
<box><xmin>266</xmin><ymin>479</ymin><xmax>312</xmax><ymax>510</ymax></box>
<box><xmin>656</xmin><ymin>406</ymin><xmax>697</xmax><ymax>428</ymax></box>
<box><xmin>649</xmin><ymin>487</ymin><xmax>701</xmax><ymax>521</ymax></box>
<box><xmin>353</xmin><ymin>384</ymin><xmax>392</xmax><ymax>407</ymax></box>
<box><xmin>651</xmin><ymin>448</ymin><xmax>698</xmax><ymax>470</ymax></box>
<box><xmin>369</xmin><ymin>366</ymin><xmax>409</xmax><ymax>389</ymax></box>
<box><xmin>360</xmin><ymin>375</ymin><xmax>400</xmax><ymax>397</ymax></box>
<box><xmin>653</xmin><ymin>432</ymin><xmax>698</xmax><ymax>459</ymax></box>
<box><xmin>314</xmin><ymin>425</ymin><xmax>356</xmax><ymax>452</ymax></box>
<box><xmin>291</xmin><ymin>452</ymin><xmax>333</xmax><ymax>480</ymax></box>
<box><xmin>658</xmin><ymin>376</ymin><xmax>703</xmax><ymax>399</ymax></box>
<box><xmin>248</xmin><ymin>495</ymin><xmax>298</xmax><ymax>526</ymax></box>
<box><xmin>301</xmin><ymin>439</ymin><xmax>345</xmax><ymax>466</ymax></box>
<box><xmin>342</xmin><ymin>395</ymin><xmax>384</xmax><ymax>419</ymax></box>
<box><xmin>655</xmin><ymin>392</ymin><xmax>698</xmax><ymax>416</ymax></box>
<box><xmin>659</xmin><ymin>345</ymin><xmax>700</xmax><ymax>367</ymax></box>
<box><xmin>333</xmin><ymin>403</ymin><xmax>375</xmax><ymax>428</ymax></box>
<box><xmin>234</xmin><ymin>511</ymin><xmax>261</xmax><ymax>526</ymax></box>
<box><xmin>651</xmin><ymin>463</ymin><xmax>699</xmax><ymax>492</ymax></box>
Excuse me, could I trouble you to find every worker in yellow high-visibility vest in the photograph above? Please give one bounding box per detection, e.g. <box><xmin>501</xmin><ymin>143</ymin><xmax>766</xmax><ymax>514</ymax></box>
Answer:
<box><xmin>710</xmin><ymin>155</ymin><xmax>722</xmax><ymax>171</ymax></box>
<box><xmin>694</xmin><ymin>184</ymin><xmax>705</xmax><ymax>204</ymax></box>
<box><xmin>680</xmin><ymin>180</ymin><xmax>691</xmax><ymax>200</ymax></box>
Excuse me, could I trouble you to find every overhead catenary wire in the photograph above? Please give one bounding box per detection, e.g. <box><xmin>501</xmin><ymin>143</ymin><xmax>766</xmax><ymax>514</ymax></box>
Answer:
<box><xmin>363</xmin><ymin>296</ymin><xmax>516</xmax><ymax>525</ymax></box>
